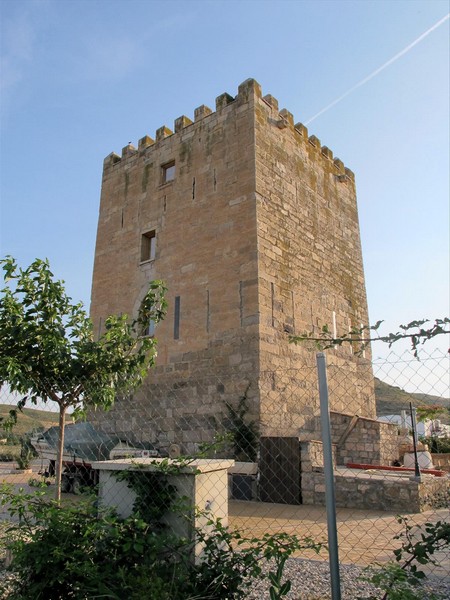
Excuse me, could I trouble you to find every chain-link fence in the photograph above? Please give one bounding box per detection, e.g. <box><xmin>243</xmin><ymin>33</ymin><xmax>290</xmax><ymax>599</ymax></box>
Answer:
<box><xmin>0</xmin><ymin>349</ymin><xmax>449</xmax><ymax>597</ymax></box>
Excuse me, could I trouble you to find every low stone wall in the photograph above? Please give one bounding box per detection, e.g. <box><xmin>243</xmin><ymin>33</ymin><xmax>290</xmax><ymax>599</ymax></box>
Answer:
<box><xmin>300</xmin><ymin>440</ymin><xmax>336</xmax><ymax>471</ymax></box>
<box><xmin>330</xmin><ymin>412</ymin><xmax>399</xmax><ymax>466</ymax></box>
<box><xmin>431</xmin><ymin>453</ymin><xmax>450</xmax><ymax>472</ymax></box>
<box><xmin>299</xmin><ymin>440</ymin><xmax>449</xmax><ymax>511</ymax></box>
<box><xmin>335</xmin><ymin>474</ymin><xmax>449</xmax><ymax>512</ymax></box>
<box><xmin>417</xmin><ymin>475</ymin><xmax>450</xmax><ymax>510</ymax></box>
<box><xmin>300</xmin><ymin>440</ymin><xmax>334</xmax><ymax>505</ymax></box>
<box><xmin>301</xmin><ymin>469</ymin><xmax>449</xmax><ymax>513</ymax></box>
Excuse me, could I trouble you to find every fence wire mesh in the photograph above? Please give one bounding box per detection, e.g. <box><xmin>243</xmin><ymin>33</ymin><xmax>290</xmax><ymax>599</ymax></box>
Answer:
<box><xmin>0</xmin><ymin>348</ymin><xmax>449</xmax><ymax>597</ymax></box>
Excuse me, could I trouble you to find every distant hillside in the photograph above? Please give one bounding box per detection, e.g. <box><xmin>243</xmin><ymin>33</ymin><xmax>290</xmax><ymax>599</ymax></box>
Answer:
<box><xmin>375</xmin><ymin>378</ymin><xmax>449</xmax><ymax>422</ymax></box>
<box><xmin>0</xmin><ymin>404</ymin><xmax>59</xmax><ymax>438</ymax></box>
<box><xmin>1</xmin><ymin>380</ymin><xmax>448</xmax><ymax>438</ymax></box>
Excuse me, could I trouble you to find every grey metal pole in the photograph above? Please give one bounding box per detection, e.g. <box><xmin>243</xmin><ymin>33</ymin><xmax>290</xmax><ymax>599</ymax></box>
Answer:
<box><xmin>316</xmin><ymin>352</ymin><xmax>341</xmax><ymax>600</ymax></box>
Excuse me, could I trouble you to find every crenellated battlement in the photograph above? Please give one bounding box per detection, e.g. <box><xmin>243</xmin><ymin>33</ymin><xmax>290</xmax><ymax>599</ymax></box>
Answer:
<box><xmin>92</xmin><ymin>77</ymin><xmax>371</xmax><ymax>456</ymax></box>
<box><xmin>103</xmin><ymin>78</ymin><xmax>353</xmax><ymax>181</ymax></box>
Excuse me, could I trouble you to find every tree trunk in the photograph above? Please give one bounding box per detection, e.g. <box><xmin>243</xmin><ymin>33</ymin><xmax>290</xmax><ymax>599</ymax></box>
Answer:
<box><xmin>55</xmin><ymin>404</ymin><xmax>67</xmax><ymax>502</ymax></box>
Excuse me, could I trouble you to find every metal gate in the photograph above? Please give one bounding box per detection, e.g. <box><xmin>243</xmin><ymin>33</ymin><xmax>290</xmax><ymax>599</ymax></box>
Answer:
<box><xmin>259</xmin><ymin>437</ymin><xmax>301</xmax><ymax>504</ymax></box>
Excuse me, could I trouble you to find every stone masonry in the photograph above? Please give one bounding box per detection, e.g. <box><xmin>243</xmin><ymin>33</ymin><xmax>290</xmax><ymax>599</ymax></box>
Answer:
<box><xmin>90</xmin><ymin>78</ymin><xmax>383</xmax><ymax>459</ymax></box>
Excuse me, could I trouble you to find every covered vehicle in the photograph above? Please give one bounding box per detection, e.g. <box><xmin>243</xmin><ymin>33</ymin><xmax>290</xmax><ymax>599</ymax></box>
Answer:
<box><xmin>31</xmin><ymin>422</ymin><xmax>159</xmax><ymax>493</ymax></box>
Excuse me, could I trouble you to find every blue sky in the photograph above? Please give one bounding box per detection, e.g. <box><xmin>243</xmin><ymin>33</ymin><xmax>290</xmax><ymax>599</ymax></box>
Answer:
<box><xmin>1</xmin><ymin>0</ymin><xmax>449</xmax><ymax>368</ymax></box>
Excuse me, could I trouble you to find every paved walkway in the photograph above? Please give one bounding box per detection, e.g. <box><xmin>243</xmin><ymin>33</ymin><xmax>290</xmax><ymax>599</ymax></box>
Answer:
<box><xmin>229</xmin><ymin>499</ymin><xmax>450</xmax><ymax>577</ymax></box>
<box><xmin>1</xmin><ymin>464</ymin><xmax>448</xmax><ymax>579</ymax></box>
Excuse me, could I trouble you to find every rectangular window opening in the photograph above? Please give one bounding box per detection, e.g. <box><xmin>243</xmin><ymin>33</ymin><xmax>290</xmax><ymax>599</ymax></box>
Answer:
<box><xmin>141</xmin><ymin>230</ymin><xmax>156</xmax><ymax>262</ymax></box>
<box><xmin>162</xmin><ymin>161</ymin><xmax>175</xmax><ymax>184</ymax></box>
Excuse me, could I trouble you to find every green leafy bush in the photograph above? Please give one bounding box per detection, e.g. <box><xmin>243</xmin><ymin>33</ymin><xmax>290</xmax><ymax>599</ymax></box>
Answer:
<box><xmin>361</xmin><ymin>516</ymin><xmax>450</xmax><ymax>600</ymax></box>
<box><xmin>0</xmin><ymin>482</ymin><xmax>322</xmax><ymax>600</ymax></box>
<box><xmin>5</xmin><ymin>432</ymin><xmax>21</xmax><ymax>445</ymax></box>
<box><xmin>114</xmin><ymin>467</ymin><xmax>178</xmax><ymax>524</ymax></box>
<box><xmin>225</xmin><ymin>385</ymin><xmax>259</xmax><ymax>462</ymax></box>
<box><xmin>193</xmin><ymin>518</ymin><xmax>320</xmax><ymax>600</ymax></box>
<box><xmin>0</xmin><ymin>485</ymin><xmax>190</xmax><ymax>600</ymax></box>
<box><xmin>420</xmin><ymin>436</ymin><xmax>450</xmax><ymax>454</ymax></box>
<box><xmin>0</xmin><ymin>449</ymin><xmax>16</xmax><ymax>462</ymax></box>
<box><xmin>15</xmin><ymin>438</ymin><xmax>35</xmax><ymax>470</ymax></box>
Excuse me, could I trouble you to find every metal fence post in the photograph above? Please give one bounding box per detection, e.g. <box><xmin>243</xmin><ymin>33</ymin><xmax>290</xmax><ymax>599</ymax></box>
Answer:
<box><xmin>316</xmin><ymin>352</ymin><xmax>341</xmax><ymax>600</ymax></box>
<box><xmin>409</xmin><ymin>401</ymin><xmax>422</xmax><ymax>481</ymax></box>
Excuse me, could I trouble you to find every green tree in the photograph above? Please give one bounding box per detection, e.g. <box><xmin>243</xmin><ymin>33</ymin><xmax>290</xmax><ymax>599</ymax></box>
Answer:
<box><xmin>0</xmin><ymin>256</ymin><xmax>167</xmax><ymax>501</ymax></box>
<box><xmin>415</xmin><ymin>405</ymin><xmax>449</xmax><ymax>422</ymax></box>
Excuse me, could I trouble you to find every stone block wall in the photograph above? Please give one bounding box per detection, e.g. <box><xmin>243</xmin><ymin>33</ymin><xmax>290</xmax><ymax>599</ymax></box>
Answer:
<box><xmin>253</xmin><ymin>87</ymin><xmax>375</xmax><ymax>433</ymax></box>
<box><xmin>333</xmin><ymin>473</ymin><xmax>449</xmax><ymax>512</ymax></box>
<box><xmin>330</xmin><ymin>411</ymin><xmax>400</xmax><ymax>466</ymax></box>
<box><xmin>301</xmin><ymin>469</ymin><xmax>449</xmax><ymax>513</ymax></box>
<box><xmin>90</xmin><ymin>368</ymin><xmax>260</xmax><ymax>455</ymax></box>
<box><xmin>430</xmin><ymin>453</ymin><xmax>450</xmax><ymax>472</ymax></box>
<box><xmin>298</xmin><ymin>440</ymin><xmax>448</xmax><ymax>512</ymax></box>
<box><xmin>90</xmin><ymin>81</ymin><xmax>262</xmax><ymax>452</ymax></box>
<box><xmin>300</xmin><ymin>440</ymin><xmax>336</xmax><ymax>505</ymax></box>
<box><xmin>90</xmin><ymin>78</ymin><xmax>377</xmax><ymax>455</ymax></box>
<box><xmin>300</xmin><ymin>440</ymin><xmax>336</xmax><ymax>472</ymax></box>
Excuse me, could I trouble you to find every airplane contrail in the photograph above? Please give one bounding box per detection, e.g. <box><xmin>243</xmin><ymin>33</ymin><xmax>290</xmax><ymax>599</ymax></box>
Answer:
<box><xmin>305</xmin><ymin>13</ymin><xmax>450</xmax><ymax>125</ymax></box>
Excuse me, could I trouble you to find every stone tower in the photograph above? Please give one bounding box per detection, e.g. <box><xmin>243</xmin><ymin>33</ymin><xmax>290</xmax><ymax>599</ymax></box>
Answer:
<box><xmin>90</xmin><ymin>78</ymin><xmax>376</xmax><ymax>455</ymax></box>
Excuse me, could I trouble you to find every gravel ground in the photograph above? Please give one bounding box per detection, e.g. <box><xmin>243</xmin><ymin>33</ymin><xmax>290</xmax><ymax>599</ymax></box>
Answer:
<box><xmin>0</xmin><ymin>557</ymin><xmax>448</xmax><ymax>599</ymax></box>
<box><xmin>0</xmin><ymin>519</ymin><xmax>448</xmax><ymax>599</ymax></box>
<box><xmin>245</xmin><ymin>557</ymin><xmax>450</xmax><ymax>600</ymax></box>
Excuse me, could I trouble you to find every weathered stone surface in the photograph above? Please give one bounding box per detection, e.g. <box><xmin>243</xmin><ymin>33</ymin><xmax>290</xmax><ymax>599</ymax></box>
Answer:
<box><xmin>90</xmin><ymin>79</ymin><xmax>376</xmax><ymax>456</ymax></box>
<box><xmin>330</xmin><ymin>411</ymin><xmax>399</xmax><ymax>465</ymax></box>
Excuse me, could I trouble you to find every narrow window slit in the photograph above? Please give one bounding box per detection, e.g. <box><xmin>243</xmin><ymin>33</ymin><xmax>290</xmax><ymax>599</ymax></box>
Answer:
<box><xmin>291</xmin><ymin>290</ymin><xmax>295</xmax><ymax>332</ymax></box>
<box><xmin>174</xmin><ymin>296</ymin><xmax>180</xmax><ymax>339</ymax></box>
<box><xmin>271</xmin><ymin>282</ymin><xmax>275</xmax><ymax>327</ymax></box>
<box><xmin>239</xmin><ymin>282</ymin><xmax>244</xmax><ymax>326</ymax></box>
